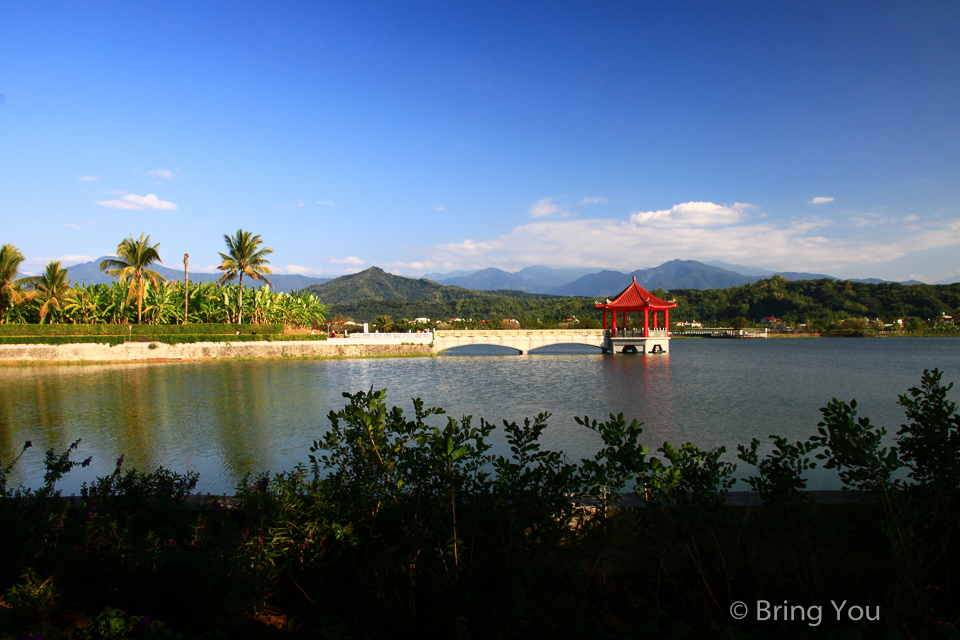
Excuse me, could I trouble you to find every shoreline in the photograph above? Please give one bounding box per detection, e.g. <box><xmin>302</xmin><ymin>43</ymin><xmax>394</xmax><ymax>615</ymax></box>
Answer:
<box><xmin>0</xmin><ymin>340</ymin><xmax>435</xmax><ymax>365</ymax></box>
<box><xmin>1</xmin><ymin>332</ymin><xmax>955</xmax><ymax>366</ymax></box>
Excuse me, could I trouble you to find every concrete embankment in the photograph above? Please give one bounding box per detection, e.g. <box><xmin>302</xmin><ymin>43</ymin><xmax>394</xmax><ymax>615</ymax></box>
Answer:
<box><xmin>0</xmin><ymin>341</ymin><xmax>433</xmax><ymax>363</ymax></box>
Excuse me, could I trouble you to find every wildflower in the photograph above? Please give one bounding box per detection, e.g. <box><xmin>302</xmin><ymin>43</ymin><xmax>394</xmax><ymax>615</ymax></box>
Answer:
<box><xmin>254</xmin><ymin>476</ymin><xmax>269</xmax><ymax>493</ymax></box>
<box><xmin>81</xmin><ymin>457</ymin><xmax>92</xmax><ymax>468</ymax></box>
<box><xmin>241</xmin><ymin>526</ymin><xmax>251</xmax><ymax>541</ymax></box>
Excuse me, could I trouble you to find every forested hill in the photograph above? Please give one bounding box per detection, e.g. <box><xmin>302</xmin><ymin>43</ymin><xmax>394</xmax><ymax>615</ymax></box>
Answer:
<box><xmin>299</xmin><ymin>267</ymin><xmax>559</xmax><ymax>305</ymax></box>
<box><xmin>669</xmin><ymin>277</ymin><xmax>960</xmax><ymax>325</ymax></box>
<box><xmin>305</xmin><ymin>270</ymin><xmax>960</xmax><ymax>327</ymax></box>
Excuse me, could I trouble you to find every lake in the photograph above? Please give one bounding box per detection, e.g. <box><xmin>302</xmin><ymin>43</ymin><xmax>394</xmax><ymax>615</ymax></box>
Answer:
<box><xmin>1</xmin><ymin>337</ymin><xmax>957</xmax><ymax>494</ymax></box>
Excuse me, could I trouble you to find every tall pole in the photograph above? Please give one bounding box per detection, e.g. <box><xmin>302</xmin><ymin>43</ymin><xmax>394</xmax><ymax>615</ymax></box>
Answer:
<box><xmin>183</xmin><ymin>253</ymin><xmax>189</xmax><ymax>324</ymax></box>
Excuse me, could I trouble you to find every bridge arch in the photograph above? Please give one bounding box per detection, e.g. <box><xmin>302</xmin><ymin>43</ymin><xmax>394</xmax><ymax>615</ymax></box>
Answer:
<box><xmin>432</xmin><ymin>329</ymin><xmax>606</xmax><ymax>354</ymax></box>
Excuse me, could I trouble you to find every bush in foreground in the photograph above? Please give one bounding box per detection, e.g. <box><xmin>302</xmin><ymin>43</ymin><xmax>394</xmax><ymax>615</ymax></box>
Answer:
<box><xmin>0</xmin><ymin>371</ymin><xmax>958</xmax><ymax>638</ymax></box>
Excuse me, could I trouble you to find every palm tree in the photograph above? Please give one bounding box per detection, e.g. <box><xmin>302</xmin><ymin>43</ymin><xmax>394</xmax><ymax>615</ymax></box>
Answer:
<box><xmin>217</xmin><ymin>229</ymin><xmax>273</xmax><ymax>325</ymax></box>
<box><xmin>373</xmin><ymin>314</ymin><xmax>394</xmax><ymax>332</ymax></box>
<box><xmin>20</xmin><ymin>261</ymin><xmax>73</xmax><ymax>324</ymax></box>
<box><xmin>0</xmin><ymin>244</ymin><xmax>28</xmax><ymax>322</ymax></box>
<box><xmin>100</xmin><ymin>234</ymin><xmax>165</xmax><ymax>324</ymax></box>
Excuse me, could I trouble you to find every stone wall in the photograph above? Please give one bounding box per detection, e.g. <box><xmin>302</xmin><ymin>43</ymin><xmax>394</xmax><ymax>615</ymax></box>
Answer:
<box><xmin>0</xmin><ymin>341</ymin><xmax>433</xmax><ymax>363</ymax></box>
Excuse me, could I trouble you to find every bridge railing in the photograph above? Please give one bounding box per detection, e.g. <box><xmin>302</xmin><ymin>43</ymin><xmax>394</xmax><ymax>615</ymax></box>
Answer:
<box><xmin>605</xmin><ymin>328</ymin><xmax>669</xmax><ymax>338</ymax></box>
<box><xmin>435</xmin><ymin>329</ymin><xmax>605</xmax><ymax>338</ymax></box>
<box><xmin>334</xmin><ymin>332</ymin><xmax>433</xmax><ymax>342</ymax></box>
<box><xmin>671</xmin><ymin>328</ymin><xmax>768</xmax><ymax>337</ymax></box>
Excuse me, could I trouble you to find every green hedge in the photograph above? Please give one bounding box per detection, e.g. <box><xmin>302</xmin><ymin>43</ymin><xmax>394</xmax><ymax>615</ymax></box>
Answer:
<box><xmin>0</xmin><ymin>323</ymin><xmax>285</xmax><ymax>337</ymax></box>
<box><xmin>156</xmin><ymin>334</ymin><xmax>327</xmax><ymax>345</ymax></box>
<box><xmin>0</xmin><ymin>336</ymin><xmax>128</xmax><ymax>346</ymax></box>
<box><xmin>0</xmin><ymin>334</ymin><xmax>326</xmax><ymax>346</ymax></box>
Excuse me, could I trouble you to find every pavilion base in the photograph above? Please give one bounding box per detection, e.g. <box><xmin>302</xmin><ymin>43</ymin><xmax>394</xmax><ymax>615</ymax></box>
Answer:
<box><xmin>605</xmin><ymin>336</ymin><xmax>670</xmax><ymax>354</ymax></box>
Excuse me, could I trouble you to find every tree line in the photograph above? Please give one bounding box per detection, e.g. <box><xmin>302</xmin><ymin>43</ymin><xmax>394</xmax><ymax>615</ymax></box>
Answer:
<box><xmin>326</xmin><ymin>275</ymin><xmax>960</xmax><ymax>330</ymax></box>
<box><xmin>0</xmin><ymin>231</ymin><xmax>325</xmax><ymax>327</ymax></box>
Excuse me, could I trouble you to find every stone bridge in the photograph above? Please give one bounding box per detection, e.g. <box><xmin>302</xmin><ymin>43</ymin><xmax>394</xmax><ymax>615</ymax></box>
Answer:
<box><xmin>433</xmin><ymin>329</ymin><xmax>605</xmax><ymax>354</ymax></box>
<box><xmin>335</xmin><ymin>329</ymin><xmax>670</xmax><ymax>354</ymax></box>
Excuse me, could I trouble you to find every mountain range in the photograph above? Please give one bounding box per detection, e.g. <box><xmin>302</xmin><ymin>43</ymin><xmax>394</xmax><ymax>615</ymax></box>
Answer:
<box><xmin>423</xmin><ymin>259</ymin><xmax>922</xmax><ymax>296</ymax></box>
<box><xmin>64</xmin><ymin>257</ymin><xmax>332</xmax><ymax>293</ymax></box>
<box><xmin>63</xmin><ymin>256</ymin><xmax>932</xmax><ymax>300</ymax></box>
<box><xmin>300</xmin><ymin>267</ymin><xmax>554</xmax><ymax>305</ymax></box>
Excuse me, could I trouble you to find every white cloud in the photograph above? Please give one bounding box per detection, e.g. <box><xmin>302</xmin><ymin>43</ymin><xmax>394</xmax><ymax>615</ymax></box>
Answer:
<box><xmin>166</xmin><ymin>263</ymin><xmax>218</xmax><ymax>273</ymax></box>
<box><xmin>580</xmin><ymin>196</ymin><xmax>610</xmax><ymax>205</ymax></box>
<box><xmin>95</xmin><ymin>193</ymin><xmax>179</xmax><ymax>211</ymax></box>
<box><xmin>317</xmin><ymin>201</ymin><xmax>336</xmax><ymax>206</ymax></box>
<box><xmin>903</xmin><ymin>215</ymin><xmax>920</xmax><ymax>222</ymax></box>
<box><xmin>385</xmin><ymin>260</ymin><xmax>454</xmax><ymax>274</ymax></box>
<box><xmin>64</xmin><ymin>224</ymin><xmax>82</xmax><ymax>230</ymax></box>
<box><xmin>809</xmin><ymin>196</ymin><xmax>834</xmax><ymax>204</ymax></box>
<box><xmin>434</xmin><ymin>238</ymin><xmax>501</xmax><ymax>257</ymax></box>
<box><xmin>435</xmin><ymin>205</ymin><xmax>445</xmax><ymax>211</ymax></box>
<box><xmin>327</xmin><ymin>256</ymin><xmax>365</xmax><ymax>266</ymax></box>
<box><xmin>78</xmin><ymin>176</ymin><xmax>98</xmax><ymax>182</ymax></box>
<box><xmin>275</xmin><ymin>264</ymin><xmax>325</xmax><ymax>276</ymax></box>
<box><xmin>84</xmin><ymin>220</ymin><xmax>95</xmax><ymax>225</ymax></box>
<box><xmin>26</xmin><ymin>254</ymin><xmax>96</xmax><ymax>268</ymax></box>
<box><xmin>529</xmin><ymin>197</ymin><xmax>563</xmax><ymax>218</ymax></box>
<box><xmin>144</xmin><ymin>169</ymin><xmax>175</xmax><ymax>180</ymax></box>
<box><xmin>629</xmin><ymin>202</ymin><xmax>745</xmax><ymax>227</ymax></box>
<box><xmin>416</xmin><ymin>202</ymin><xmax>960</xmax><ymax>275</ymax></box>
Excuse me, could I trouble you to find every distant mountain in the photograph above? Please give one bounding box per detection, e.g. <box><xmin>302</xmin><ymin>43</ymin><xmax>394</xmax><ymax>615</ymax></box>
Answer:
<box><xmin>435</xmin><ymin>268</ymin><xmax>534</xmax><ymax>292</ymax></box>
<box><xmin>421</xmin><ymin>269</ymin><xmax>481</xmax><ymax>281</ymax></box>
<box><xmin>65</xmin><ymin>257</ymin><xmax>331</xmax><ymax>293</ymax></box>
<box><xmin>426</xmin><ymin>265</ymin><xmax>596</xmax><ymax>293</ymax></box>
<box><xmin>548</xmin><ymin>270</ymin><xmax>639</xmax><ymax>297</ymax></box>
<box><xmin>300</xmin><ymin>266</ymin><xmax>556</xmax><ymax>306</ymax></box>
<box><xmin>635</xmin><ymin>260</ymin><xmax>762</xmax><ymax>290</ymax></box>
<box><xmin>703</xmin><ymin>260</ymin><xmax>928</xmax><ymax>285</ymax></box>
<box><xmin>704</xmin><ymin>260</ymin><xmax>775</xmax><ymax>277</ymax></box>
<box><xmin>549</xmin><ymin>260</ymin><xmax>764</xmax><ymax>296</ymax></box>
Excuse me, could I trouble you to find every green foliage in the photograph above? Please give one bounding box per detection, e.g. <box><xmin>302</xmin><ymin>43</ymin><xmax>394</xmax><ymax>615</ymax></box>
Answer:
<box><xmin>217</xmin><ymin>229</ymin><xmax>274</xmax><ymax>325</ymax></box>
<box><xmin>371</xmin><ymin>314</ymin><xmax>394</xmax><ymax>332</ymax></box>
<box><xmin>2</xmin><ymin>372</ymin><xmax>960</xmax><ymax>637</ymax></box>
<box><xmin>737</xmin><ymin>435</ymin><xmax>818</xmax><ymax>507</ymax></box>
<box><xmin>100</xmin><ymin>233</ymin><xmax>165</xmax><ymax>324</ymax></box>
<box><xmin>654</xmin><ymin>443</ymin><xmax>737</xmax><ymax>508</ymax></box>
<box><xmin>0</xmin><ymin>279</ymin><xmax>325</xmax><ymax>328</ymax></box>
<box><xmin>896</xmin><ymin>368</ymin><xmax>960</xmax><ymax>496</ymax></box>
<box><xmin>0</xmin><ymin>243</ymin><xmax>28</xmax><ymax>320</ymax></box>
<box><xmin>576</xmin><ymin>412</ymin><xmax>651</xmax><ymax>510</ymax></box>
<box><xmin>19</xmin><ymin>261</ymin><xmax>74</xmax><ymax>324</ymax></box>
<box><xmin>811</xmin><ymin>399</ymin><xmax>903</xmax><ymax>494</ymax></box>
<box><xmin>0</xmin><ymin>323</ymin><xmax>283</xmax><ymax>336</ymax></box>
<box><xmin>320</xmin><ymin>269</ymin><xmax>960</xmax><ymax>327</ymax></box>
<box><xmin>670</xmin><ymin>277</ymin><xmax>960</xmax><ymax>326</ymax></box>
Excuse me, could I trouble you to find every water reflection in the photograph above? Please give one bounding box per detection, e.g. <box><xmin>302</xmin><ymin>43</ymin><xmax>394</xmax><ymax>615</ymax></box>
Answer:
<box><xmin>1</xmin><ymin>338</ymin><xmax>958</xmax><ymax>493</ymax></box>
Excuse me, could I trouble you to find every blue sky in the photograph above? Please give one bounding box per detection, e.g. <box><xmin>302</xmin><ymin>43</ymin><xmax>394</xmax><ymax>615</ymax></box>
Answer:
<box><xmin>2</xmin><ymin>1</ymin><xmax>959</xmax><ymax>283</ymax></box>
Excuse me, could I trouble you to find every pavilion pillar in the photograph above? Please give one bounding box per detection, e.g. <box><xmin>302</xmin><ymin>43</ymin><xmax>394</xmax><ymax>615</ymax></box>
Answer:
<box><xmin>612</xmin><ymin>309</ymin><xmax>617</xmax><ymax>334</ymax></box>
<box><xmin>644</xmin><ymin>308</ymin><xmax>649</xmax><ymax>337</ymax></box>
<box><xmin>624</xmin><ymin>311</ymin><xmax>628</xmax><ymax>332</ymax></box>
<box><xmin>665</xmin><ymin>309</ymin><xmax>669</xmax><ymax>334</ymax></box>
<box><xmin>602</xmin><ymin>310</ymin><xmax>607</xmax><ymax>330</ymax></box>
<box><xmin>653</xmin><ymin>310</ymin><xmax>658</xmax><ymax>330</ymax></box>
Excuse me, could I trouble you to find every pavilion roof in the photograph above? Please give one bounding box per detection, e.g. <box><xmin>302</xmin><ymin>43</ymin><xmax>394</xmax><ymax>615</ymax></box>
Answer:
<box><xmin>595</xmin><ymin>276</ymin><xmax>678</xmax><ymax>310</ymax></box>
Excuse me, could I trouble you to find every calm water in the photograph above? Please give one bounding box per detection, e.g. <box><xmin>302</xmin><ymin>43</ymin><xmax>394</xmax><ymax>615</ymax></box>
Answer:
<box><xmin>1</xmin><ymin>338</ymin><xmax>957</xmax><ymax>493</ymax></box>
